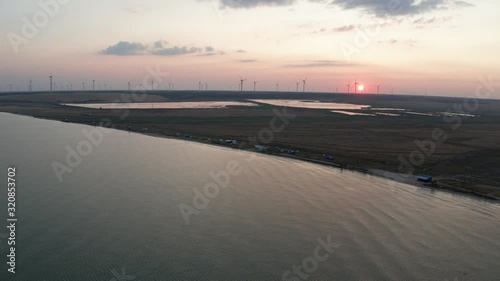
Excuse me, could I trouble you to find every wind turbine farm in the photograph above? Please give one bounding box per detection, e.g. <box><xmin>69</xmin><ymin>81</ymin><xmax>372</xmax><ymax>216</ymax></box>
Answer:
<box><xmin>0</xmin><ymin>76</ymin><xmax>469</xmax><ymax>98</ymax></box>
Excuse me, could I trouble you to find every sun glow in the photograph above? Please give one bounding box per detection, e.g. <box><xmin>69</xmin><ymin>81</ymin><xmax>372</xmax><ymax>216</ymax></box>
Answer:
<box><xmin>358</xmin><ymin>85</ymin><xmax>365</xmax><ymax>92</ymax></box>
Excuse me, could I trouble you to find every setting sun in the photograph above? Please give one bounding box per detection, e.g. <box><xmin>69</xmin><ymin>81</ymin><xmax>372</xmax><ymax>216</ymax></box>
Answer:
<box><xmin>358</xmin><ymin>85</ymin><xmax>365</xmax><ymax>92</ymax></box>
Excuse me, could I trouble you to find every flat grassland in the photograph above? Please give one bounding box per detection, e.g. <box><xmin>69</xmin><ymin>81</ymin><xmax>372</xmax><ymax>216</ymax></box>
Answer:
<box><xmin>1</xmin><ymin>91</ymin><xmax>499</xmax><ymax>200</ymax></box>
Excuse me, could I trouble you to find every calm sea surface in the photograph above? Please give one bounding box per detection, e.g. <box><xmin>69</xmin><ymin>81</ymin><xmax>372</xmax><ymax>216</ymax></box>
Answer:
<box><xmin>0</xmin><ymin>113</ymin><xmax>499</xmax><ymax>281</ymax></box>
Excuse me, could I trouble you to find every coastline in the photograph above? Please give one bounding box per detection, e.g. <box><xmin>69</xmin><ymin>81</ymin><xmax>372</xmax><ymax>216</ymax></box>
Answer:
<box><xmin>3</xmin><ymin>111</ymin><xmax>498</xmax><ymax>202</ymax></box>
<box><xmin>80</xmin><ymin>123</ymin><xmax>500</xmax><ymax>202</ymax></box>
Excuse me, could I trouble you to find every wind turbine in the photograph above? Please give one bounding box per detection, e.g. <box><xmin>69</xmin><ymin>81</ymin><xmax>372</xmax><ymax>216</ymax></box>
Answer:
<box><xmin>92</xmin><ymin>80</ymin><xmax>95</xmax><ymax>91</ymax></box>
<box><xmin>347</xmin><ymin>81</ymin><xmax>351</xmax><ymax>93</ymax></box>
<box><xmin>29</xmin><ymin>80</ymin><xmax>32</xmax><ymax>92</ymax></box>
<box><xmin>82</xmin><ymin>82</ymin><xmax>85</xmax><ymax>91</ymax></box>
<box><xmin>128</xmin><ymin>82</ymin><xmax>131</xmax><ymax>91</ymax></box>
<box><xmin>376</xmin><ymin>85</ymin><xmax>381</xmax><ymax>94</ymax></box>
<box><xmin>302</xmin><ymin>77</ymin><xmax>308</xmax><ymax>93</ymax></box>
<box><xmin>49</xmin><ymin>74</ymin><xmax>53</xmax><ymax>92</ymax></box>
<box><xmin>253</xmin><ymin>80</ymin><xmax>257</xmax><ymax>92</ymax></box>
<box><xmin>354</xmin><ymin>79</ymin><xmax>359</xmax><ymax>94</ymax></box>
<box><xmin>296</xmin><ymin>81</ymin><xmax>300</xmax><ymax>92</ymax></box>
<box><xmin>151</xmin><ymin>80</ymin><xmax>155</xmax><ymax>91</ymax></box>
<box><xmin>239</xmin><ymin>76</ymin><xmax>246</xmax><ymax>92</ymax></box>
<box><xmin>276</xmin><ymin>81</ymin><xmax>280</xmax><ymax>92</ymax></box>
<box><xmin>198</xmin><ymin>81</ymin><xmax>202</xmax><ymax>91</ymax></box>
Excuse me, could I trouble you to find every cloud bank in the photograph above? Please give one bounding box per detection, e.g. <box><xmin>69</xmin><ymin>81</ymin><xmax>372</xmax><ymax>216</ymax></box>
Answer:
<box><xmin>210</xmin><ymin>0</ymin><xmax>297</xmax><ymax>8</ymax></box>
<box><xmin>285</xmin><ymin>60</ymin><xmax>356</xmax><ymax>67</ymax></box>
<box><xmin>205</xmin><ymin>0</ymin><xmax>473</xmax><ymax>16</ymax></box>
<box><xmin>330</xmin><ymin>0</ymin><xmax>473</xmax><ymax>17</ymax></box>
<box><xmin>100</xmin><ymin>40</ymin><xmax>225</xmax><ymax>56</ymax></box>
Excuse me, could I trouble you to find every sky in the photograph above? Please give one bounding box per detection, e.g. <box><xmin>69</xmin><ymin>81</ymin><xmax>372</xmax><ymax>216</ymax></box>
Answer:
<box><xmin>0</xmin><ymin>0</ymin><xmax>499</xmax><ymax>97</ymax></box>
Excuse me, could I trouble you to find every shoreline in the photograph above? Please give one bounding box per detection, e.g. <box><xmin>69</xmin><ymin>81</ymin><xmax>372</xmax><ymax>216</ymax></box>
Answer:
<box><xmin>83</xmin><ymin>123</ymin><xmax>500</xmax><ymax>202</ymax></box>
<box><xmin>2</xmin><ymin>110</ymin><xmax>499</xmax><ymax>202</ymax></box>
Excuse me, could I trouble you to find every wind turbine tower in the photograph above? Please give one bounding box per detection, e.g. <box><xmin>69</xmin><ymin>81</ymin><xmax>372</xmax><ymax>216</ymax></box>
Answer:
<box><xmin>377</xmin><ymin>85</ymin><xmax>381</xmax><ymax>94</ymax></box>
<box><xmin>354</xmin><ymin>79</ymin><xmax>359</xmax><ymax>94</ymax></box>
<box><xmin>92</xmin><ymin>80</ymin><xmax>95</xmax><ymax>91</ymax></box>
<box><xmin>29</xmin><ymin>80</ymin><xmax>32</xmax><ymax>92</ymax></box>
<box><xmin>239</xmin><ymin>76</ymin><xmax>246</xmax><ymax>92</ymax></box>
<box><xmin>296</xmin><ymin>81</ymin><xmax>300</xmax><ymax>92</ymax></box>
<box><xmin>49</xmin><ymin>75</ymin><xmax>53</xmax><ymax>92</ymax></box>
<box><xmin>302</xmin><ymin>77</ymin><xmax>308</xmax><ymax>93</ymax></box>
<box><xmin>253</xmin><ymin>80</ymin><xmax>257</xmax><ymax>92</ymax></box>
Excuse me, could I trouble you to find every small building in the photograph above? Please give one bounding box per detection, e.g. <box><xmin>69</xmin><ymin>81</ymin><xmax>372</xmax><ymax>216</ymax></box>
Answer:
<box><xmin>417</xmin><ymin>175</ymin><xmax>433</xmax><ymax>183</ymax></box>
